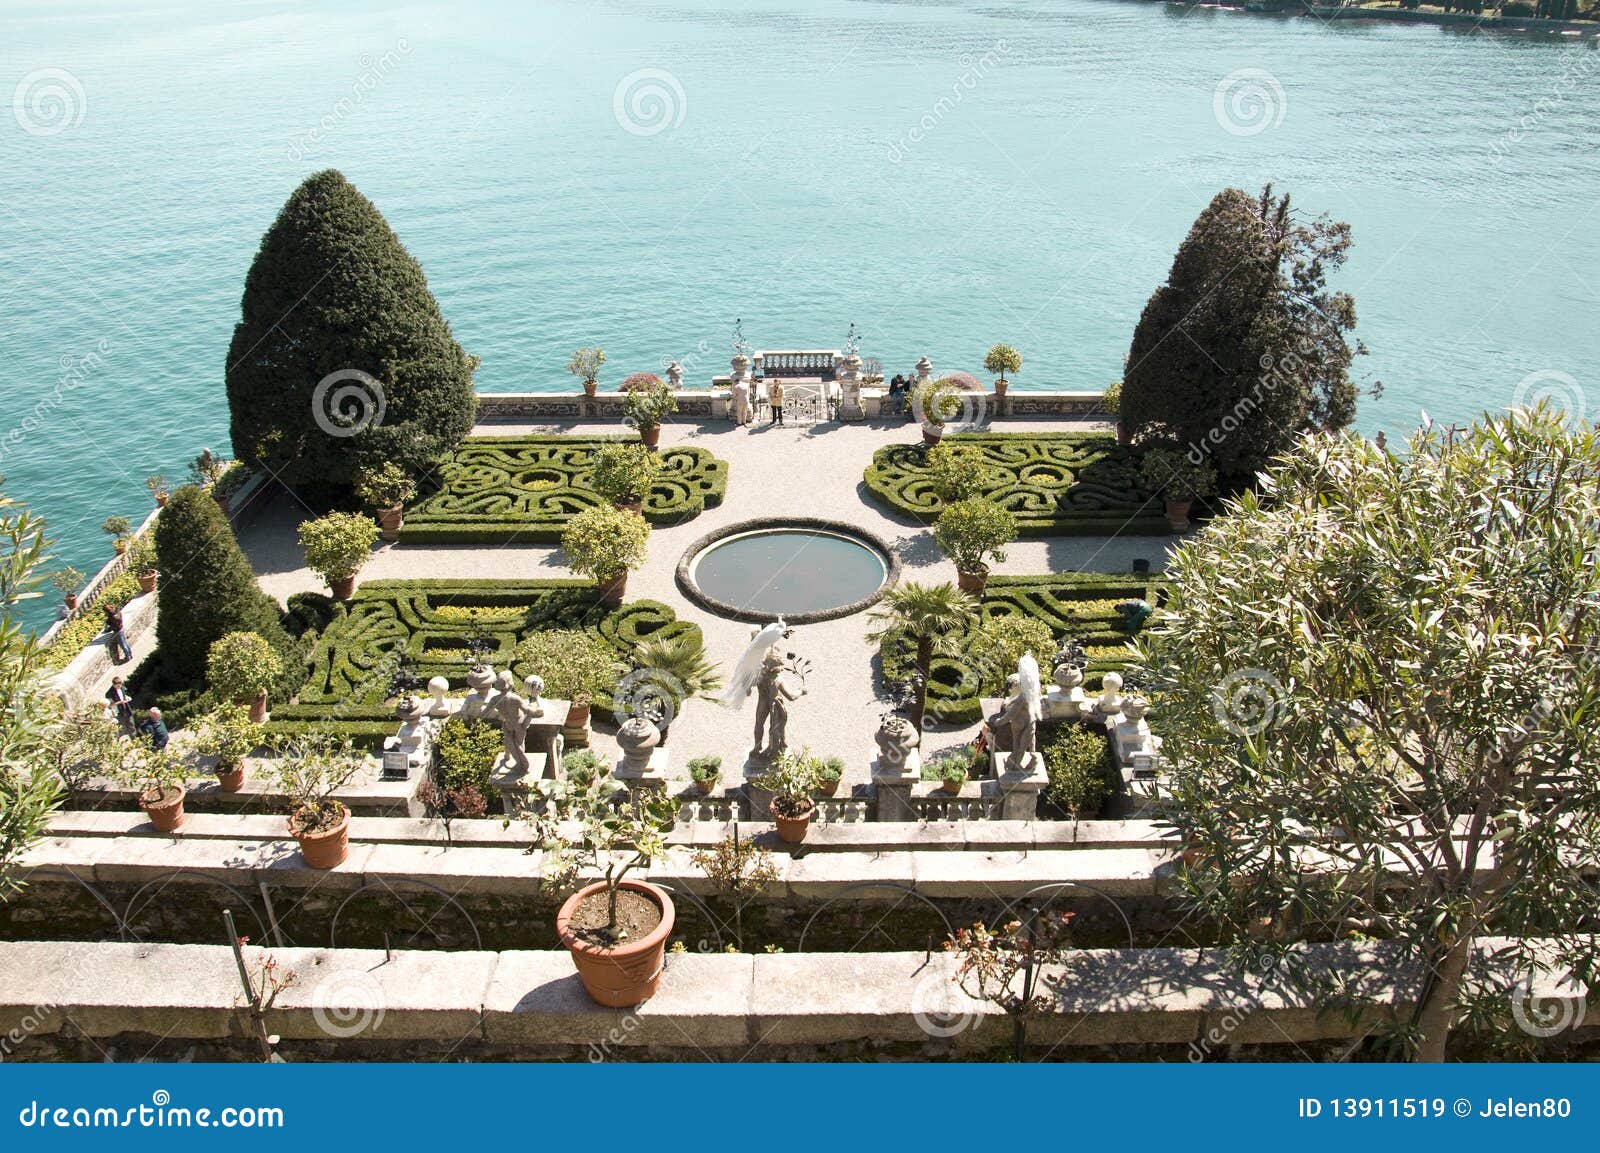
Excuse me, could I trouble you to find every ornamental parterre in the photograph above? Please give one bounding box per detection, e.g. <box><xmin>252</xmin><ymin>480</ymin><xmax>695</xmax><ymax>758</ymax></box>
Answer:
<box><xmin>399</xmin><ymin>435</ymin><xmax>729</xmax><ymax>544</ymax></box>
<box><xmin>863</xmin><ymin>432</ymin><xmax>1171</xmax><ymax>536</ymax></box>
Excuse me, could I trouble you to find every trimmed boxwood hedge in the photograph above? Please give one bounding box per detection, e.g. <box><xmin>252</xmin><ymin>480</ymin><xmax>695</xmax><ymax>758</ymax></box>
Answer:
<box><xmin>863</xmin><ymin>432</ymin><xmax>1172</xmax><ymax>536</ymax></box>
<box><xmin>879</xmin><ymin>572</ymin><xmax>1166</xmax><ymax>725</ymax></box>
<box><xmin>398</xmin><ymin>435</ymin><xmax>729</xmax><ymax>544</ymax></box>
<box><xmin>264</xmin><ymin>578</ymin><xmax>699</xmax><ymax>746</ymax></box>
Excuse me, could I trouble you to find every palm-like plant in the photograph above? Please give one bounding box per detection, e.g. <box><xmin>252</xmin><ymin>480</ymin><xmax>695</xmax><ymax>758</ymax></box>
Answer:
<box><xmin>630</xmin><ymin>633</ymin><xmax>723</xmax><ymax>737</ymax></box>
<box><xmin>867</xmin><ymin>581</ymin><xmax>977</xmax><ymax>730</ymax></box>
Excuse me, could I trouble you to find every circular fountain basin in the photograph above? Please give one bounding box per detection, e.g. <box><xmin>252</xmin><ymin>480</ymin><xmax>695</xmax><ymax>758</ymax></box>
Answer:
<box><xmin>676</xmin><ymin>518</ymin><xmax>900</xmax><ymax>623</ymax></box>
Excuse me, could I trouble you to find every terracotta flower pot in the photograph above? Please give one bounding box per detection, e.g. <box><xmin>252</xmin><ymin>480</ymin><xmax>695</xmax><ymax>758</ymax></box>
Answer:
<box><xmin>113</xmin><ymin>539</ymin><xmax>129</xmax><ymax>556</ymax></box>
<box><xmin>941</xmin><ymin>776</ymin><xmax>966</xmax><ymax>795</ymax></box>
<box><xmin>994</xmin><ymin>379</ymin><xmax>1009</xmax><ymax>397</ymax></box>
<box><xmin>556</xmin><ymin>879</ymin><xmax>676</xmax><ymax>1008</ymax></box>
<box><xmin>583</xmin><ymin>380</ymin><xmax>599</xmax><ymax>398</ymax></box>
<box><xmin>956</xmin><ymin>565</ymin><xmax>989</xmax><ymax>596</ymax></box>
<box><xmin>1116</xmin><ymin>420</ymin><xmax>1132</xmax><ymax>446</ymax></box>
<box><xmin>63</xmin><ymin>593</ymin><xmax>78</xmax><ymax>611</ymax></box>
<box><xmin>290</xmin><ymin>806</ymin><xmax>351</xmax><ymax>869</ymax></box>
<box><xmin>1164</xmin><ymin>497</ymin><xmax>1193</xmax><ymax>532</ymax></box>
<box><xmin>216</xmin><ymin>763</ymin><xmax>246</xmax><ymax>793</ymax></box>
<box><xmin>378</xmin><ymin>505</ymin><xmax>404</xmax><ymax>542</ymax></box>
<box><xmin>140</xmin><ymin>786</ymin><xmax>186</xmax><ymax>832</ymax></box>
<box><xmin>137</xmin><ymin>571</ymin><xmax>157</xmax><ymax>594</ymax></box>
<box><xmin>817</xmin><ymin>776</ymin><xmax>841</xmax><ymax>797</ymax></box>
<box><xmin>154</xmin><ymin>493</ymin><xmax>169</xmax><ymax>508</ymax></box>
<box><xmin>247</xmin><ymin>689</ymin><xmax>269</xmax><ymax>725</ymax></box>
<box><xmin>597</xmin><ymin>571</ymin><xmax>628</xmax><ymax>608</ymax></box>
<box><xmin>770</xmin><ymin>799</ymin><xmax>816</xmax><ymax>844</ymax></box>
<box><xmin>693</xmin><ymin>776</ymin><xmax>716</xmax><ymax>795</ymax></box>
<box><xmin>565</xmin><ymin>701</ymin><xmax>592</xmax><ymax>730</ymax></box>
<box><xmin>639</xmin><ymin>425</ymin><xmax>662</xmax><ymax>449</ymax></box>
<box><xmin>330</xmin><ymin>575</ymin><xmax>357</xmax><ymax>601</ymax></box>
<box><xmin>922</xmin><ymin>425</ymin><xmax>944</xmax><ymax>447</ymax></box>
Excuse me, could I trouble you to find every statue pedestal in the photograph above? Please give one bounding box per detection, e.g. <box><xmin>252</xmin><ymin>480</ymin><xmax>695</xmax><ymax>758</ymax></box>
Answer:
<box><xmin>985</xmin><ymin>752</ymin><xmax>1048</xmax><ymax>822</ymax></box>
<box><xmin>488</xmin><ymin>751</ymin><xmax>551</xmax><ymax>813</ymax></box>
<box><xmin>871</xmin><ymin>750</ymin><xmax>922</xmax><ymax>822</ymax></box>
<box><xmin>381</xmin><ymin>716</ymin><xmax>436</xmax><ymax>781</ymax></box>
<box><xmin>1044</xmin><ymin>687</ymin><xmax>1088</xmax><ymax>721</ymax></box>
<box><xmin>614</xmin><ymin>746</ymin><xmax>670</xmax><ymax>795</ymax></box>
<box><xmin>836</xmin><ymin>353</ymin><xmax>864</xmax><ymax>421</ymax></box>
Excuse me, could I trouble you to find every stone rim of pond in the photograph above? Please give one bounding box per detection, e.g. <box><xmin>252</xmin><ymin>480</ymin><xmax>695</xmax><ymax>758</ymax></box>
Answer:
<box><xmin>675</xmin><ymin>516</ymin><xmax>902</xmax><ymax>624</ymax></box>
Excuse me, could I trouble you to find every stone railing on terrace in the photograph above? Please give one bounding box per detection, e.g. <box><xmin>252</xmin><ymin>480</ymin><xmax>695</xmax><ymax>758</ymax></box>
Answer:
<box><xmin>474</xmin><ymin>388</ymin><xmax>1110</xmax><ymax>423</ymax></box>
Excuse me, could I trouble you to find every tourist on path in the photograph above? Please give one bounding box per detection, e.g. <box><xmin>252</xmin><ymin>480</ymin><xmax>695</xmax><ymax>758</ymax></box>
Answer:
<box><xmin>731</xmin><ymin>376</ymin><xmax>752</xmax><ymax>426</ymax></box>
<box><xmin>102</xmin><ymin>602</ymin><xmax>132</xmax><ymax>664</ymax></box>
<box><xmin>768</xmin><ymin>379</ymin><xmax>785</xmax><ymax>426</ymax></box>
<box><xmin>105</xmin><ymin>675</ymin><xmax>136</xmax><ymax>736</ymax></box>
<box><xmin>140</xmin><ymin>707</ymin><xmax>169</xmax><ymax>751</ymax></box>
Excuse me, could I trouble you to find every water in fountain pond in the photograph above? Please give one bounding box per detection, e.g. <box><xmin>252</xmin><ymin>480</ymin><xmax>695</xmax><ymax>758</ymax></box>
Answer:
<box><xmin>692</xmin><ymin>530</ymin><xmax>887</xmax><ymax>616</ymax></box>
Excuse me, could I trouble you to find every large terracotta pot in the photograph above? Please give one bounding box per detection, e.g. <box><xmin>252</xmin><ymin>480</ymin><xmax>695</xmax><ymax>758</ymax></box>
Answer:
<box><xmin>140</xmin><ymin>786</ymin><xmax>186</xmax><ymax>832</ymax></box>
<box><xmin>290</xmin><ymin>806</ymin><xmax>351</xmax><ymax>869</ymax></box>
<box><xmin>378</xmin><ymin>506</ymin><xmax>404</xmax><ymax>542</ymax></box>
<box><xmin>1164</xmin><ymin>498</ymin><xmax>1193</xmax><ymax>532</ymax></box>
<box><xmin>816</xmin><ymin>776</ymin><xmax>841</xmax><ymax>797</ymax></box>
<box><xmin>330</xmin><ymin>576</ymin><xmax>357</xmax><ymax>601</ymax></box>
<box><xmin>247</xmin><ymin>689</ymin><xmax>269</xmax><ymax>725</ymax></box>
<box><xmin>941</xmin><ymin>775</ymin><xmax>966</xmax><ymax>795</ymax></box>
<box><xmin>770</xmin><ymin>799</ymin><xmax>816</xmax><ymax>844</ymax></box>
<box><xmin>216</xmin><ymin>763</ymin><xmax>246</xmax><ymax>793</ymax></box>
<box><xmin>557</xmin><ymin>880</ymin><xmax>676</xmax><ymax>1008</ymax></box>
<box><xmin>563</xmin><ymin>700</ymin><xmax>592</xmax><ymax>749</ymax></box>
<box><xmin>922</xmin><ymin>425</ymin><xmax>944</xmax><ymax>447</ymax></box>
<box><xmin>63</xmin><ymin>593</ymin><xmax>78</xmax><ymax>612</ymax></box>
<box><xmin>993</xmin><ymin>379</ymin><xmax>1009</xmax><ymax>397</ymax></box>
<box><xmin>956</xmin><ymin>565</ymin><xmax>989</xmax><ymax>596</ymax></box>
<box><xmin>639</xmin><ymin>425</ymin><xmax>661</xmax><ymax>449</ymax></box>
<box><xmin>583</xmin><ymin>380</ymin><xmax>599</xmax><ymax>398</ymax></box>
<box><xmin>137</xmin><ymin>571</ymin><xmax>157</xmax><ymax>595</ymax></box>
<box><xmin>598</xmin><ymin>571</ymin><xmax>628</xmax><ymax>608</ymax></box>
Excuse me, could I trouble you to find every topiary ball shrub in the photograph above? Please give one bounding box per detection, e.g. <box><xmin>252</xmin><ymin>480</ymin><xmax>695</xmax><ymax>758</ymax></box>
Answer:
<box><xmin>206</xmin><ymin>631</ymin><xmax>283</xmax><ymax>705</ymax></box>
<box><xmin>619</xmin><ymin>372</ymin><xmax>665</xmax><ymax>392</ymax></box>
<box><xmin>434</xmin><ymin>716</ymin><xmax>503</xmax><ymax>804</ymax></box>
<box><xmin>1042</xmin><ymin>724</ymin><xmax>1113</xmax><ymax>820</ymax></box>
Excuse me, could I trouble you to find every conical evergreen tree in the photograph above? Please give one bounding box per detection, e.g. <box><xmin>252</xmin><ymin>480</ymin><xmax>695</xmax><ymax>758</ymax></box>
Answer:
<box><xmin>1122</xmin><ymin>185</ymin><xmax>1360</xmax><ymax>481</ymax></box>
<box><xmin>153</xmin><ymin>486</ymin><xmax>294</xmax><ymax>685</ymax></box>
<box><xmin>225</xmin><ymin>170</ymin><xmax>478</xmax><ymax>494</ymax></box>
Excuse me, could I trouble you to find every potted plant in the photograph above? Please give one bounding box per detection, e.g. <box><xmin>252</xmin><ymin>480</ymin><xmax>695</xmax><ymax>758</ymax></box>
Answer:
<box><xmin>688</xmin><ymin>755</ymin><xmax>721</xmax><ymax>795</ymax></box>
<box><xmin>206</xmin><ymin>630</ymin><xmax>283</xmax><ymax>724</ymax></box>
<box><xmin>911</xmin><ymin>377</ymin><xmax>964</xmax><ymax>446</ymax></box>
<box><xmin>625</xmin><ymin>633</ymin><xmax>722</xmax><ymax>742</ymax></box>
<box><xmin>101</xmin><ymin>516</ymin><xmax>133</xmax><ymax>555</ymax></box>
<box><xmin>933</xmin><ymin>498</ymin><xmax>1016</xmax><ymax>595</ymax></box>
<box><xmin>121</xmin><ymin>745</ymin><xmax>190</xmax><ymax>833</ymax></box>
<box><xmin>560</xmin><ymin>504</ymin><xmax>650</xmax><ymax>607</ymax></box>
<box><xmin>983</xmin><ymin>343</ymin><xmax>1022</xmax><ymax>398</ymax></box>
<box><xmin>526</xmin><ymin>764</ymin><xmax>680</xmax><ymax>1007</ymax></box>
<box><xmin>1138</xmin><ymin>447</ymin><xmax>1218</xmax><ymax>532</ymax></box>
<box><xmin>622</xmin><ymin>381</ymin><xmax>678</xmax><ymax>449</ymax></box>
<box><xmin>49</xmin><ymin>567</ymin><xmax>84</xmax><ymax>612</ymax></box>
<box><xmin>931</xmin><ymin>751</ymin><xmax>970</xmax><ymax>794</ymax></box>
<box><xmin>816</xmin><ymin>756</ymin><xmax>844</xmax><ymax>797</ymax></box>
<box><xmin>128</xmin><ymin>537</ymin><xmax>158</xmax><ymax>594</ymax></box>
<box><xmin>513</xmin><ymin>628</ymin><xmax>626</xmax><ymax>734</ymax></box>
<box><xmin>757</xmin><ymin>748</ymin><xmax>822</xmax><ymax>844</ymax></box>
<box><xmin>146</xmin><ymin>474</ymin><xmax>170</xmax><ymax>507</ymax></box>
<box><xmin>1103</xmin><ymin>380</ymin><xmax>1128</xmax><ymax>445</ymax></box>
<box><xmin>568</xmin><ymin>346</ymin><xmax>606</xmax><ymax>398</ymax></box>
<box><xmin>274</xmin><ymin>734</ymin><xmax>364</xmax><ymax>868</ymax></box>
<box><xmin>189</xmin><ymin>448</ymin><xmax>227</xmax><ymax>488</ymax></box>
<box><xmin>193</xmin><ymin>703</ymin><xmax>262</xmax><ymax>793</ymax></box>
<box><xmin>355</xmin><ymin>462</ymin><xmax>417</xmax><ymax>541</ymax></box>
<box><xmin>589</xmin><ymin>442</ymin><xmax>661</xmax><ymax>513</ymax></box>
<box><xmin>619</xmin><ymin>372</ymin><xmax>665</xmax><ymax>392</ymax></box>
<box><xmin>925</xmin><ymin>442</ymin><xmax>993</xmax><ymax>505</ymax></box>
<box><xmin>298</xmin><ymin>511</ymin><xmax>379</xmax><ymax>600</ymax></box>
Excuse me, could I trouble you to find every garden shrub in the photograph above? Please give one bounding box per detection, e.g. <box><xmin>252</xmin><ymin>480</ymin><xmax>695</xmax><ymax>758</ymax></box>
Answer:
<box><xmin>399</xmin><ymin>436</ymin><xmax>727</xmax><ymax>544</ymax></box>
<box><xmin>1042</xmin><ymin>723</ymin><xmax>1113</xmax><ymax>819</ymax></box>
<box><xmin>863</xmin><ymin>433</ymin><xmax>1171</xmax><ymax>535</ymax></box>
<box><xmin>434</xmin><ymin>716</ymin><xmax>503</xmax><ymax>799</ymax></box>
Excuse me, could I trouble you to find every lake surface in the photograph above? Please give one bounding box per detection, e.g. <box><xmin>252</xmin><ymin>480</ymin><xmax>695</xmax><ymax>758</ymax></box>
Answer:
<box><xmin>3</xmin><ymin>0</ymin><xmax>1597</xmax><ymax>629</ymax></box>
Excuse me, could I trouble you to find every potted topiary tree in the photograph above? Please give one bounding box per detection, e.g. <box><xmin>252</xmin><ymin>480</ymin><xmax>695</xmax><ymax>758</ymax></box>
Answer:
<box><xmin>355</xmin><ymin>462</ymin><xmax>417</xmax><ymax>541</ymax></box>
<box><xmin>274</xmin><ymin>734</ymin><xmax>364</xmax><ymax>868</ymax></box>
<box><xmin>622</xmin><ymin>381</ymin><xmax>678</xmax><ymax>449</ymax></box>
<box><xmin>128</xmin><ymin>537</ymin><xmax>158</xmax><ymax>594</ymax></box>
<box><xmin>688</xmin><ymin>755</ymin><xmax>721</xmax><ymax>795</ymax></box>
<box><xmin>298</xmin><ymin>511</ymin><xmax>380</xmax><ymax>600</ymax></box>
<box><xmin>120</xmin><ymin>745</ymin><xmax>190</xmax><ymax>833</ymax></box>
<box><xmin>925</xmin><ymin>442</ymin><xmax>993</xmax><ymax>505</ymax></box>
<box><xmin>560</xmin><ymin>505</ymin><xmax>650</xmax><ymax>607</ymax></box>
<box><xmin>146</xmin><ymin>474</ymin><xmax>170</xmax><ymax>508</ymax></box>
<box><xmin>933</xmin><ymin>498</ymin><xmax>1016</xmax><ymax>595</ymax></box>
<box><xmin>513</xmin><ymin>628</ymin><xmax>626</xmax><ymax>735</ymax></box>
<box><xmin>589</xmin><ymin>442</ymin><xmax>661</xmax><ymax>513</ymax></box>
<box><xmin>526</xmin><ymin>763</ymin><xmax>680</xmax><ymax>1007</ymax></box>
<box><xmin>102</xmin><ymin>516</ymin><xmax>133</xmax><ymax>555</ymax></box>
<box><xmin>911</xmin><ymin>378</ymin><xmax>964</xmax><ymax>446</ymax></box>
<box><xmin>568</xmin><ymin>347</ymin><xmax>606</xmax><ymax>397</ymax></box>
<box><xmin>206</xmin><ymin>630</ymin><xmax>283</xmax><ymax>724</ymax></box>
<box><xmin>1138</xmin><ymin>447</ymin><xmax>1218</xmax><ymax>531</ymax></box>
<box><xmin>757</xmin><ymin>748</ymin><xmax>823</xmax><ymax>843</ymax></box>
<box><xmin>49</xmin><ymin>567</ymin><xmax>84</xmax><ymax>612</ymax></box>
<box><xmin>983</xmin><ymin>343</ymin><xmax>1022</xmax><ymax>397</ymax></box>
<box><xmin>193</xmin><ymin>703</ymin><xmax>262</xmax><ymax>793</ymax></box>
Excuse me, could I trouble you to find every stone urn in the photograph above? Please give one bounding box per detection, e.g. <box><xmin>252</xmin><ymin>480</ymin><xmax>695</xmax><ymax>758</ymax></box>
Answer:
<box><xmin>1122</xmin><ymin>697</ymin><xmax>1149</xmax><ymax>723</ymax></box>
<box><xmin>395</xmin><ymin>694</ymin><xmax>428</xmax><ymax>724</ymax></box>
<box><xmin>874</xmin><ymin>714</ymin><xmax>920</xmax><ymax>769</ymax></box>
<box><xmin>466</xmin><ymin>664</ymin><xmax>495</xmax><ymax>694</ymax></box>
<box><xmin>1054</xmin><ymin>662</ymin><xmax>1084</xmax><ymax>694</ymax></box>
<box><xmin>616</xmin><ymin>716</ymin><xmax>661</xmax><ymax>775</ymax></box>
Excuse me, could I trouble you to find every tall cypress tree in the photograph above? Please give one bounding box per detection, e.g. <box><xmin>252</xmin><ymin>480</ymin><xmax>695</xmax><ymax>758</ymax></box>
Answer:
<box><xmin>226</xmin><ymin>170</ymin><xmax>478</xmax><ymax>494</ymax></box>
<box><xmin>1121</xmin><ymin>185</ymin><xmax>1362</xmax><ymax>482</ymax></box>
<box><xmin>153</xmin><ymin>486</ymin><xmax>294</xmax><ymax>685</ymax></box>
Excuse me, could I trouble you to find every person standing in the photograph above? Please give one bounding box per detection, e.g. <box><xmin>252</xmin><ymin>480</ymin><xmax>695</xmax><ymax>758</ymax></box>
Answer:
<box><xmin>768</xmin><ymin>379</ymin><xmax>785</xmax><ymax>426</ymax></box>
<box><xmin>140</xmin><ymin>707</ymin><xmax>169</xmax><ymax>751</ymax></box>
<box><xmin>103</xmin><ymin>602</ymin><xmax>132</xmax><ymax>664</ymax></box>
<box><xmin>731</xmin><ymin>375</ymin><xmax>752</xmax><ymax>426</ymax></box>
<box><xmin>106</xmin><ymin>675</ymin><xmax>136</xmax><ymax>736</ymax></box>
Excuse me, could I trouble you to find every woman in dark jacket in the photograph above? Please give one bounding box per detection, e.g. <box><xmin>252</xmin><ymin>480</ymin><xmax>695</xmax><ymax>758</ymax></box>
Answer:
<box><xmin>103</xmin><ymin>602</ymin><xmax>132</xmax><ymax>664</ymax></box>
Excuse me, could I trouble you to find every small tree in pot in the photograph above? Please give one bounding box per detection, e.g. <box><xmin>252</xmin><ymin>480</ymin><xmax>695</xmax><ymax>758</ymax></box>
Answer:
<box><xmin>933</xmin><ymin>498</ymin><xmax>1016</xmax><ymax>595</ymax></box>
<box><xmin>298</xmin><ymin>511</ymin><xmax>379</xmax><ymax>600</ymax></box>
<box><xmin>589</xmin><ymin>442</ymin><xmax>661</xmax><ymax>512</ymax></box>
<box><xmin>560</xmin><ymin>505</ymin><xmax>649</xmax><ymax>607</ymax></box>
<box><xmin>983</xmin><ymin>343</ymin><xmax>1022</xmax><ymax>396</ymax></box>
<box><xmin>206</xmin><ymin>630</ymin><xmax>283</xmax><ymax>724</ymax></box>
<box><xmin>355</xmin><ymin>462</ymin><xmax>417</xmax><ymax>541</ymax></box>
<box><xmin>525</xmin><ymin>765</ymin><xmax>681</xmax><ymax>1007</ymax></box>
<box><xmin>119</xmin><ymin>744</ymin><xmax>191</xmax><ymax>833</ymax></box>
<box><xmin>146</xmin><ymin>474</ymin><xmax>170</xmax><ymax>507</ymax></box>
<box><xmin>49</xmin><ymin>567</ymin><xmax>84</xmax><ymax>612</ymax></box>
<box><xmin>127</xmin><ymin>537</ymin><xmax>158</xmax><ymax>594</ymax></box>
<box><xmin>567</xmin><ymin>346</ymin><xmax>606</xmax><ymax>397</ymax></box>
<box><xmin>757</xmin><ymin>748</ymin><xmax>823</xmax><ymax>844</ymax></box>
<box><xmin>925</xmin><ymin>441</ymin><xmax>993</xmax><ymax>505</ymax></box>
<box><xmin>512</xmin><ymin>628</ymin><xmax>625</xmax><ymax>734</ymax></box>
<box><xmin>192</xmin><ymin>704</ymin><xmax>262</xmax><ymax>793</ymax></box>
<box><xmin>1137</xmin><ymin>447</ymin><xmax>1218</xmax><ymax>531</ymax></box>
<box><xmin>101</xmin><ymin>516</ymin><xmax>133</xmax><ymax>555</ymax></box>
<box><xmin>621</xmin><ymin>382</ymin><xmax>678</xmax><ymax>449</ymax></box>
<box><xmin>274</xmin><ymin>734</ymin><xmax>364</xmax><ymax>869</ymax></box>
<box><xmin>911</xmin><ymin>378</ymin><xmax>964</xmax><ymax>446</ymax></box>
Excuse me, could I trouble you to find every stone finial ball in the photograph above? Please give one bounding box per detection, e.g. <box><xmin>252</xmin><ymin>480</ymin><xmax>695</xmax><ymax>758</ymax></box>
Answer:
<box><xmin>428</xmin><ymin>676</ymin><xmax>449</xmax><ymax>696</ymax></box>
<box><xmin>524</xmin><ymin>673</ymin><xmax>544</xmax><ymax>698</ymax></box>
<box><xmin>1102</xmin><ymin>672</ymin><xmax>1124</xmax><ymax>692</ymax></box>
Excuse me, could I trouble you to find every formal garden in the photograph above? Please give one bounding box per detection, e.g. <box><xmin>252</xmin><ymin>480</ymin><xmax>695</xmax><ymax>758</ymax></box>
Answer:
<box><xmin>2</xmin><ymin>171</ymin><xmax>1596</xmax><ymax>1064</ymax></box>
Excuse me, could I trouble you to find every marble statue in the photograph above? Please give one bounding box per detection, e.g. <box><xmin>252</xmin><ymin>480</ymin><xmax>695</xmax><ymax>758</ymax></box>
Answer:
<box><xmin>494</xmin><ymin>672</ymin><xmax>540</xmax><ymax>774</ymax></box>
<box><xmin>723</xmin><ymin>621</ymin><xmax>785</xmax><ymax>706</ymax></box>
<box><xmin>722</xmin><ymin>621</ymin><xmax>807</xmax><ymax>760</ymax></box>
<box><xmin>984</xmin><ymin>654</ymin><xmax>1043</xmax><ymax>772</ymax></box>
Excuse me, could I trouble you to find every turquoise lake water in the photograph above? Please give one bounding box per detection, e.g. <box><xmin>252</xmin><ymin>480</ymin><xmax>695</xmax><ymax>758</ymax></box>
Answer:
<box><xmin>3</xmin><ymin>0</ymin><xmax>1598</xmax><ymax>629</ymax></box>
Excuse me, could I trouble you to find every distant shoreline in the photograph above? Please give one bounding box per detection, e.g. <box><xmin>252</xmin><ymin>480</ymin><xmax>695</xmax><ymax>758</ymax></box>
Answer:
<box><xmin>1159</xmin><ymin>1</ymin><xmax>1600</xmax><ymax>39</ymax></box>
